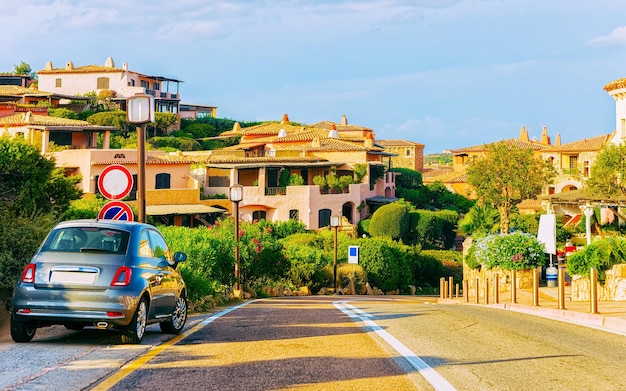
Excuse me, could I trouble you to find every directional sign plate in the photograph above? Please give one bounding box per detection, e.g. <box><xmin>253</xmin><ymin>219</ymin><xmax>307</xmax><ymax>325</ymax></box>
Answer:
<box><xmin>98</xmin><ymin>201</ymin><xmax>134</xmax><ymax>221</ymax></box>
<box><xmin>98</xmin><ymin>164</ymin><xmax>133</xmax><ymax>200</ymax></box>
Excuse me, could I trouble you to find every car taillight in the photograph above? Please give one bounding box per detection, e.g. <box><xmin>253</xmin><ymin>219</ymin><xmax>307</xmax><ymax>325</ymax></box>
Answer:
<box><xmin>21</xmin><ymin>264</ymin><xmax>36</xmax><ymax>283</ymax></box>
<box><xmin>111</xmin><ymin>266</ymin><xmax>131</xmax><ymax>286</ymax></box>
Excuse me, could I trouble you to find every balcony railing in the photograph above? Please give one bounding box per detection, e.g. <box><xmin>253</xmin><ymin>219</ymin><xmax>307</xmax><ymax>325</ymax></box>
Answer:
<box><xmin>265</xmin><ymin>187</ymin><xmax>287</xmax><ymax>196</ymax></box>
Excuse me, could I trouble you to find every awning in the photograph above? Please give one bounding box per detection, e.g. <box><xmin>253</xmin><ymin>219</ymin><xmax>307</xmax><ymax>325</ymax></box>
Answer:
<box><xmin>146</xmin><ymin>204</ymin><xmax>225</xmax><ymax>216</ymax></box>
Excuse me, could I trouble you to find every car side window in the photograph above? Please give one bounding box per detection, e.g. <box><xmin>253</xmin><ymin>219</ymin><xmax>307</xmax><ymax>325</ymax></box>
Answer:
<box><xmin>138</xmin><ymin>230</ymin><xmax>154</xmax><ymax>258</ymax></box>
<box><xmin>148</xmin><ymin>229</ymin><xmax>171</xmax><ymax>262</ymax></box>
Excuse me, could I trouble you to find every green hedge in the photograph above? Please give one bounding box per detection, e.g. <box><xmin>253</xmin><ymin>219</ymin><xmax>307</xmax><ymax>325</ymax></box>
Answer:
<box><xmin>567</xmin><ymin>236</ymin><xmax>626</xmax><ymax>283</ymax></box>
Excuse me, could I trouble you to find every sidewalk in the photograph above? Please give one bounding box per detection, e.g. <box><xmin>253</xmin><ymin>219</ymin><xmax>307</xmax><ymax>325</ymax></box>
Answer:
<box><xmin>439</xmin><ymin>285</ymin><xmax>626</xmax><ymax>335</ymax></box>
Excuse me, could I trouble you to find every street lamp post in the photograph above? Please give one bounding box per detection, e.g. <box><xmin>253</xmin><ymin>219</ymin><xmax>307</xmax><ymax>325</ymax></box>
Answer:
<box><xmin>330</xmin><ymin>215</ymin><xmax>340</xmax><ymax>294</ymax></box>
<box><xmin>126</xmin><ymin>93</ymin><xmax>154</xmax><ymax>223</ymax></box>
<box><xmin>230</xmin><ymin>184</ymin><xmax>243</xmax><ymax>293</ymax></box>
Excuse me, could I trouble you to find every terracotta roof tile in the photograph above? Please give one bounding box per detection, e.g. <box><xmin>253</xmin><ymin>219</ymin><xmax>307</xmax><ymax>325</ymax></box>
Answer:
<box><xmin>451</xmin><ymin>138</ymin><xmax>548</xmax><ymax>154</ymax></box>
<box><xmin>542</xmin><ymin>133</ymin><xmax>612</xmax><ymax>152</ymax></box>
<box><xmin>0</xmin><ymin>85</ymin><xmax>51</xmax><ymax>97</ymax></box>
<box><xmin>377</xmin><ymin>139</ymin><xmax>425</xmax><ymax>147</ymax></box>
<box><xmin>423</xmin><ymin>169</ymin><xmax>468</xmax><ymax>183</ymax></box>
<box><xmin>38</xmin><ymin>65</ymin><xmax>123</xmax><ymax>74</ymax></box>
<box><xmin>0</xmin><ymin>112</ymin><xmax>91</xmax><ymax>127</ymax></box>
<box><xmin>604</xmin><ymin>78</ymin><xmax>626</xmax><ymax>92</ymax></box>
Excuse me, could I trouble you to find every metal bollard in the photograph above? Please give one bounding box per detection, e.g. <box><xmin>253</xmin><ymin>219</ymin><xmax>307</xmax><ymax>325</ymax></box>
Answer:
<box><xmin>440</xmin><ymin>277</ymin><xmax>445</xmax><ymax>299</ymax></box>
<box><xmin>533</xmin><ymin>268</ymin><xmax>540</xmax><ymax>306</ymax></box>
<box><xmin>511</xmin><ymin>270</ymin><xmax>517</xmax><ymax>304</ymax></box>
<box><xmin>485</xmin><ymin>278</ymin><xmax>489</xmax><ymax>305</ymax></box>
<box><xmin>494</xmin><ymin>274</ymin><xmax>499</xmax><ymax>304</ymax></box>
<box><xmin>558</xmin><ymin>266</ymin><xmax>566</xmax><ymax>310</ymax></box>
<box><xmin>476</xmin><ymin>278</ymin><xmax>480</xmax><ymax>304</ymax></box>
<box><xmin>463</xmin><ymin>280</ymin><xmax>469</xmax><ymax>303</ymax></box>
<box><xmin>590</xmin><ymin>268</ymin><xmax>599</xmax><ymax>314</ymax></box>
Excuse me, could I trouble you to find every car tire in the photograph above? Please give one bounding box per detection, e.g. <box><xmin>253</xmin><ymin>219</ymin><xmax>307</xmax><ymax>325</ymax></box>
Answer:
<box><xmin>121</xmin><ymin>298</ymin><xmax>147</xmax><ymax>344</ymax></box>
<box><xmin>160</xmin><ymin>295</ymin><xmax>187</xmax><ymax>334</ymax></box>
<box><xmin>11</xmin><ymin>314</ymin><xmax>36</xmax><ymax>343</ymax></box>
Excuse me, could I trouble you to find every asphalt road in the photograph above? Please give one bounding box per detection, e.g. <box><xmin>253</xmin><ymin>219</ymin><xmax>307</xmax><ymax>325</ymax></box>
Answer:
<box><xmin>1</xmin><ymin>296</ymin><xmax>625</xmax><ymax>391</ymax></box>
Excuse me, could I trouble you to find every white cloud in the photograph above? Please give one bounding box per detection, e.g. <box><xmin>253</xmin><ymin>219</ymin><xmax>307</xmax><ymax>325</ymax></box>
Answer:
<box><xmin>588</xmin><ymin>26</ymin><xmax>626</xmax><ymax>47</ymax></box>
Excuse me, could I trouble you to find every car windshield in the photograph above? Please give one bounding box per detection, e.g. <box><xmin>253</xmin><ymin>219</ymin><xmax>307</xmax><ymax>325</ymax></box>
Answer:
<box><xmin>42</xmin><ymin>226</ymin><xmax>130</xmax><ymax>254</ymax></box>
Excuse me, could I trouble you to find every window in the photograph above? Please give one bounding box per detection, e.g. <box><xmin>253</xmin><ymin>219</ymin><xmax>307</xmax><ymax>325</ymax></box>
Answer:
<box><xmin>252</xmin><ymin>210</ymin><xmax>266</xmax><ymax>221</ymax></box>
<box><xmin>140</xmin><ymin>80</ymin><xmax>149</xmax><ymax>89</ymax></box>
<box><xmin>155</xmin><ymin>173</ymin><xmax>171</xmax><ymax>189</ymax></box>
<box><xmin>55</xmin><ymin>78</ymin><xmax>62</xmax><ymax>88</ymax></box>
<box><xmin>289</xmin><ymin>209</ymin><xmax>299</xmax><ymax>220</ymax></box>
<box><xmin>148</xmin><ymin>229</ymin><xmax>170</xmax><ymax>260</ymax></box>
<box><xmin>153</xmin><ymin>82</ymin><xmax>160</xmax><ymax>90</ymax></box>
<box><xmin>569</xmin><ymin>155</ymin><xmax>578</xmax><ymax>169</ymax></box>
<box><xmin>96</xmin><ymin>77</ymin><xmax>109</xmax><ymax>89</ymax></box>
<box><xmin>318</xmin><ymin>209</ymin><xmax>331</xmax><ymax>228</ymax></box>
<box><xmin>405</xmin><ymin>149</ymin><xmax>412</xmax><ymax>157</ymax></box>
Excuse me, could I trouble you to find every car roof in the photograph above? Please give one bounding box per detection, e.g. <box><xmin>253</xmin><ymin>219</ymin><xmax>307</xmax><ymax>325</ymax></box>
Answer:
<box><xmin>53</xmin><ymin>219</ymin><xmax>156</xmax><ymax>232</ymax></box>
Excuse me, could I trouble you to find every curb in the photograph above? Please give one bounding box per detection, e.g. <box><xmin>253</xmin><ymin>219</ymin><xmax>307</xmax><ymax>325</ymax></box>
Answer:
<box><xmin>437</xmin><ymin>298</ymin><xmax>626</xmax><ymax>335</ymax></box>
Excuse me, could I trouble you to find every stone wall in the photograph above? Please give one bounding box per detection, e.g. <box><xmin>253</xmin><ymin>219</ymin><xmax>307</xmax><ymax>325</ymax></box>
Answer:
<box><xmin>462</xmin><ymin>264</ymin><xmax>535</xmax><ymax>299</ymax></box>
<box><xmin>571</xmin><ymin>264</ymin><xmax>626</xmax><ymax>301</ymax></box>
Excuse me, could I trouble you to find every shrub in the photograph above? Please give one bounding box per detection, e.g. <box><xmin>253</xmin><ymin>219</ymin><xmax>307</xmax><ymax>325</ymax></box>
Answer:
<box><xmin>289</xmin><ymin>173</ymin><xmax>304</xmax><ymax>186</ymax></box>
<box><xmin>422</xmin><ymin>250</ymin><xmax>463</xmax><ymax>283</ymax></box>
<box><xmin>369</xmin><ymin>203</ymin><xmax>410</xmax><ymax>240</ymax></box>
<box><xmin>358</xmin><ymin>237</ymin><xmax>410</xmax><ymax>292</ymax></box>
<box><xmin>409</xmin><ymin>209</ymin><xmax>458</xmax><ymax>249</ymax></box>
<box><xmin>566</xmin><ymin>236</ymin><xmax>626</xmax><ymax>284</ymax></box>
<box><xmin>467</xmin><ymin>232</ymin><xmax>546</xmax><ymax>271</ymax></box>
<box><xmin>0</xmin><ymin>210</ymin><xmax>56</xmax><ymax>290</ymax></box>
<box><xmin>148</xmin><ymin>136</ymin><xmax>202</xmax><ymax>151</ymax></box>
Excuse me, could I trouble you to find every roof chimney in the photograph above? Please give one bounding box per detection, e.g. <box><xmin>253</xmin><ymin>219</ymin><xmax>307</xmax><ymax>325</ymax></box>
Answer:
<box><xmin>281</xmin><ymin>114</ymin><xmax>290</xmax><ymax>125</ymax></box>
<box><xmin>555</xmin><ymin>133</ymin><xmax>561</xmax><ymax>146</ymax></box>
<box><xmin>341</xmin><ymin>114</ymin><xmax>348</xmax><ymax>125</ymax></box>
<box><xmin>541</xmin><ymin>125</ymin><xmax>551</xmax><ymax>145</ymax></box>
<box><xmin>519</xmin><ymin>126</ymin><xmax>529</xmax><ymax>142</ymax></box>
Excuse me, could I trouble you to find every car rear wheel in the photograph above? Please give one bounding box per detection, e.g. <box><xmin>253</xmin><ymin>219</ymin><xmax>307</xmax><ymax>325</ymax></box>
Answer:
<box><xmin>11</xmin><ymin>314</ymin><xmax>36</xmax><ymax>342</ymax></box>
<box><xmin>121</xmin><ymin>298</ymin><xmax>147</xmax><ymax>344</ymax></box>
<box><xmin>160</xmin><ymin>295</ymin><xmax>187</xmax><ymax>334</ymax></box>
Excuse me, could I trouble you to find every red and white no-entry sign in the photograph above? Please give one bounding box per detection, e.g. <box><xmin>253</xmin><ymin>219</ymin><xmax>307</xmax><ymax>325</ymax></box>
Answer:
<box><xmin>98</xmin><ymin>201</ymin><xmax>134</xmax><ymax>221</ymax></box>
<box><xmin>98</xmin><ymin>164</ymin><xmax>133</xmax><ymax>200</ymax></box>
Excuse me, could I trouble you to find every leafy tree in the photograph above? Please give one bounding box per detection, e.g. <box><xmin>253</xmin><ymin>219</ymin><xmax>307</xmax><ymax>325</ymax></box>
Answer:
<box><xmin>13</xmin><ymin>61</ymin><xmax>36</xmax><ymax>79</ymax></box>
<box><xmin>396</xmin><ymin>181</ymin><xmax>474</xmax><ymax>213</ymax></box>
<box><xmin>147</xmin><ymin>112</ymin><xmax>178</xmax><ymax>137</ymax></box>
<box><xmin>458</xmin><ymin>203</ymin><xmax>500</xmax><ymax>237</ymax></box>
<box><xmin>467</xmin><ymin>142</ymin><xmax>555</xmax><ymax>234</ymax></box>
<box><xmin>48</xmin><ymin>108</ymin><xmax>79</xmax><ymax>120</ymax></box>
<box><xmin>0</xmin><ymin>136</ymin><xmax>81</xmax><ymax>215</ymax></box>
<box><xmin>392</xmin><ymin>167</ymin><xmax>422</xmax><ymax>189</ymax></box>
<box><xmin>585</xmin><ymin>142</ymin><xmax>626</xmax><ymax>198</ymax></box>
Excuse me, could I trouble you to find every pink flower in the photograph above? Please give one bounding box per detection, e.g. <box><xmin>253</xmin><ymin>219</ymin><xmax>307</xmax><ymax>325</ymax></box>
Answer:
<box><xmin>238</xmin><ymin>230</ymin><xmax>245</xmax><ymax>237</ymax></box>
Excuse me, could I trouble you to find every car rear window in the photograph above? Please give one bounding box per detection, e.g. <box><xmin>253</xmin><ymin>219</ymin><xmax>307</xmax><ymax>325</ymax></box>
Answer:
<box><xmin>42</xmin><ymin>227</ymin><xmax>130</xmax><ymax>255</ymax></box>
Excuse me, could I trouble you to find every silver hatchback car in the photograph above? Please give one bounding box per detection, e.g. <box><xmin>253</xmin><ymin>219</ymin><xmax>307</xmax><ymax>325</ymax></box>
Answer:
<box><xmin>11</xmin><ymin>219</ymin><xmax>188</xmax><ymax>344</ymax></box>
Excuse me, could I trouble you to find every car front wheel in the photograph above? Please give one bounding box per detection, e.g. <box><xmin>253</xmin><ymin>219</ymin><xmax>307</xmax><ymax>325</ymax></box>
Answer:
<box><xmin>160</xmin><ymin>295</ymin><xmax>187</xmax><ymax>334</ymax></box>
<box><xmin>11</xmin><ymin>314</ymin><xmax>36</xmax><ymax>342</ymax></box>
<box><xmin>121</xmin><ymin>298</ymin><xmax>147</xmax><ymax>344</ymax></box>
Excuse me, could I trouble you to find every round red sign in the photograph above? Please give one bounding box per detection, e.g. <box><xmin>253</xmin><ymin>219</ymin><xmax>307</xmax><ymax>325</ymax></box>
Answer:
<box><xmin>98</xmin><ymin>165</ymin><xmax>133</xmax><ymax>200</ymax></box>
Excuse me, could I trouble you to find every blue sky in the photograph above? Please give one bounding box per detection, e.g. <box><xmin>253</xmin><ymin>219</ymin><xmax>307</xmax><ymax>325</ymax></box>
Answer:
<box><xmin>2</xmin><ymin>0</ymin><xmax>626</xmax><ymax>154</ymax></box>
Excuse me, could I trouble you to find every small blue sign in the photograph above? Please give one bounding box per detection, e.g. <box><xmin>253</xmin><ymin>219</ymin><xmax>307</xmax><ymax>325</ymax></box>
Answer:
<box><xmin>348</xmin><ymin>245</ymin><xmax>359</xmax><ymax>264</ymax></box>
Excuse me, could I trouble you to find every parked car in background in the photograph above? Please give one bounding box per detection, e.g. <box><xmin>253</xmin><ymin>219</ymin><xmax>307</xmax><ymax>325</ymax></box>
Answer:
<box><xmin>10</xmin><ymin>219</ymin><xmax>188</xmax><ymax>344</ymax></box>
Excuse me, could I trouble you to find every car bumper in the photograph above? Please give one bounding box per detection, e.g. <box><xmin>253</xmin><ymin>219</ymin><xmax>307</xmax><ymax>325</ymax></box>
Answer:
<box><xmin>11</xmin><ymin>285</ymin><xmax>143</xmax><ymax>327</ymax></box>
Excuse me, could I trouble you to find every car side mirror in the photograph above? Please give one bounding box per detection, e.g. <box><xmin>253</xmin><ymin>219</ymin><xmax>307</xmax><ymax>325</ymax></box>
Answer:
<box><xmin>173</xmin><ymin>252</ymin><xmax>187</xmax><ymax>263</ymax></box>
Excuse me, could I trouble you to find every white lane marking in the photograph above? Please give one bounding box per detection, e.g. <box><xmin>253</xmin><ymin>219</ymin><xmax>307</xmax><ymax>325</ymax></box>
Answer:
<box><xmin>334</xmin><ymin>301</ymin><xmax>457</xmax><ymax>391</ymax></box>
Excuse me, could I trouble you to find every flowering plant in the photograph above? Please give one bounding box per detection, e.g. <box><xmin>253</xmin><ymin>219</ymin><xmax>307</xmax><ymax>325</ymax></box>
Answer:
<box><xmin>466</xmin><ymin>232</ymin><xmax>545</xmax><ymax>271</ymax></box>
